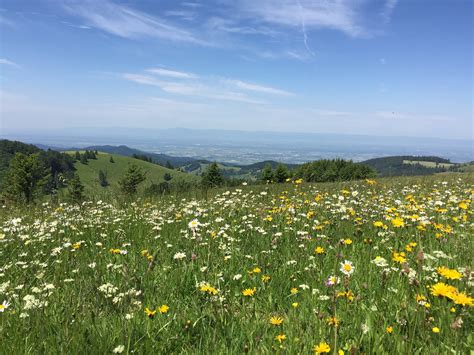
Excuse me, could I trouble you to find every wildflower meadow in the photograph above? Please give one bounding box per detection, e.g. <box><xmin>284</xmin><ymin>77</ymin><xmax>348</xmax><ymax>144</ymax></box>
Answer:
<box><xmin>0</xmin><ymin>174</ymin><xmax>472</xmax><ymax>353</ymax></box>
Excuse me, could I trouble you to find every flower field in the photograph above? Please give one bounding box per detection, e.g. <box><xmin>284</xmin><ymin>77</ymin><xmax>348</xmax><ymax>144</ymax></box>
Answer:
<box><xmin>0</xmin><ymin>175</ymin><xmax>473</xmax><ymax>353</ymax></box>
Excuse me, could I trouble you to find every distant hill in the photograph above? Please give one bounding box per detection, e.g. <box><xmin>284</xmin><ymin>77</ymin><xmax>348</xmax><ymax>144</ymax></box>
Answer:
<box><xmin>361</xmin><ymin>156</ymin><xmax>456</xmax><ymax>176</ymax></box>
<box><xmin>178</xmin><ymin>159</ymin><xmax>299</xmax><ymax>180</ymax></box>
<box><xmin>80</xmin><ymin>145</ymin><xmax>298</xmax><ymax>180</ymax></box>
<box><xmin>68</xmin><ymin>151</ymin><xmax>199</xmax><ymax>194</ymax></box>
<box><xmin>83</xmin><ymin>145</ymin><xmax>197</xmax><ymax>167</ymax></box>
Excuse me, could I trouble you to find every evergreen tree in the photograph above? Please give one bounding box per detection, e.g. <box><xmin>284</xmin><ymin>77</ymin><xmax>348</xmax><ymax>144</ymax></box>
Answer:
<box><xmin>80</xmin><ymin>154</ymin><xmax>88</xmax><ymax>165</ymax></box>
<box><xmin>163</xmin><ymin>173</ymin><xmax>173</xmax><ymax>182</ymax></box>
<box><xmin>165</xmin><ymin>161</ymin><xmax>174</xmax><ymax>169</ymax></box>
<box><xmin>201</xmin><ymin>162</ymin><xmax>224</xmax><ymax>189</ymax></box>
<box><xmin>274</xmin><ymin>163</ymin><xmax>289</xmax><ymax>183</ymax></box>
<box><xmin>118</xmin><ymin>164</ymin><xmax>146</xmax><ymax>195</ymax></box>
<box><xmin>109</xmin><ymin>156</ymin><xmax>115</xmax><ymax>163</ymax></box>
<box><xmin>98</xmin><ymin>170</ymin><xmax>109</xmax><ymax>187</ymax></box>
<box><xmin>2</xmin><ymin>152</ymin><xmax>48</xmax><ymax>203</ymax></box>
<box><xmin>261</xmin><ymin>164</ymin><xmax>274</xmax><ymax>183</ymax></box>
<box><xmin>75</xmin><ymin>151</ymin><xmax>81</xmax><ymax>161</ymax></box>
<box><xmin>68</xmin><ymin>174</ymin><xmax>85</xmax><ymax>202</ymax></box>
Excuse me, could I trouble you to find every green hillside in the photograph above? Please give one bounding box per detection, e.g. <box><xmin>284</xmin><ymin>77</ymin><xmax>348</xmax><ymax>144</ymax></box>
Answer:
<box><xmin>361</xmin><ymin>155</ymin><xmax>456</xmax><ymax>176</ymax></box>
<box><xmin>70</xmin><ymin>151</ymin><xmax>199</xmax><ymax>194</ymax></box>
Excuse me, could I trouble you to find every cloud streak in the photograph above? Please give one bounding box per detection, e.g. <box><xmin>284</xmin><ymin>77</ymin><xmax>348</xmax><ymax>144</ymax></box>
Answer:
<box><xmin>62</xmin><ymin>0</ymin><xmax>207</xmax><ymax>45</ymax></box>
<box><xmin>121</xmin><ymin>72</ymin><xmax>271</xmax><ymax>104</ymax></box>
<box><xmin>59</xmin><ymin>0</ymin><xmax>398</xmax><ymax>59</ymax></box>
<box><xmin>146</xmin><ymin>68</ymin><xmax>198</xmax><ymax>79</ymax></box>
<box><xmin>237</xmin><ymin>0</ymin><xmax>367</xmax><ymax>38</ymax></box>
<box><xmin>225</xmin><ymin>79</ymin><xmax>294</xmax><ymax>96</ymax></box>
<box><xmin>0</xmin><ymin>58</ymin><xmax>20</xmax><ymax>68</ymax></box>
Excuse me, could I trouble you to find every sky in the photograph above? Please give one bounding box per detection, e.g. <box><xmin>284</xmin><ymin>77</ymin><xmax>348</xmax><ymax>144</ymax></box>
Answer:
<box><xmin>0</xmin><ymin>0</ymin><xmax>472</xmax><ymax>139</ymax></box>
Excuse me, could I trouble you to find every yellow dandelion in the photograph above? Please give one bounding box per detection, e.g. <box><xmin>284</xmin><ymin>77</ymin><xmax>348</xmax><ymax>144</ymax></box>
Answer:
<box><xmin>242</xmin><ymin>287</ymin><xmax>256</xmax><ymax>297</ymax></box>
<box><xmin>144</xmin><ymin>307</ymin><xmax>157</xmax><ymax>319</ymax></box>
<box><xmin>314</xmin><ymin>246</ymin><xmax>325</xmax><ymax>254</ymax></box>
<box><xmin>275</xmin><ymin>334</ymin><xmax>286</xmax><ymax>343</ymax></box>
<box><xmin>451</xmin><ymin>292</ymin><xmax>473</xmax><ymax>307</ymax></box>
<box><xmin>430</xmin><ymin>282</ymin><xmax>457</xmax><ymax>299</ymax></box>
<box><xmin>269</xmin><ymin>316</ymin><xmax>283</xmax><ymax>326</ymax></box>
<box><xmin>158</xmin><ymin>304</ymin><xmax>169</xmax><ymax>314</ymax></box>
<box><xmin>391</xmin><ymin>217</ymin><xmax>405</xmax><ymax>228</ymax></box>
<box><xmin>436</xmin><ymin>266</ymin><xmax>462</xmax><ymax>280</ymax></box>
<box><xmin>313</xmin><ymin>342</ymin><xmax>330</xmax><ymax>354</ymax></box>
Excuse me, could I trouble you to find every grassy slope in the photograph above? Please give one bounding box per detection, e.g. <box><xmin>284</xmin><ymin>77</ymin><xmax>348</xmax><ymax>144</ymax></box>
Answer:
<box><xmin>71</xmin><ymin>151</ymin><xmax>199</xmax><ymax>193</ymax></box>
<box><xmin>403</xmin><ymin>160</ymin><xmax>454</xmax><ymax>168</ymax></box>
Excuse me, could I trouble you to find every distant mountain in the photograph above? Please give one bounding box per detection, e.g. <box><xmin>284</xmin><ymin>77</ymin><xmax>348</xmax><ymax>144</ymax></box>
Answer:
<box><xmin>6</xmin><ymin>127</ymin><xmax>473</xmax><ymax>163</ymax></box>
<box><xmin>361</xmin><ymin>156</ymin><xmax>456</xmax><ymax>176</ymax></box>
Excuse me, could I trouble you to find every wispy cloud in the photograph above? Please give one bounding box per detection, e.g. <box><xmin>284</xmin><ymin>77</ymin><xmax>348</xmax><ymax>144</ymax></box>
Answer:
<box><xmin>159</xmin><ymin>82</ymin><xmax>265</xmax><ymax>104</ymax></box>
<box><xmin>62</xmin><ymin>0</ymin><xmax>207</xmax><ymax>45</ymax></box>
<box><xmin>122</xmin><ymin>74</ymin><xmax>162</xmax><ymax>86</ymax></box>
<box><xmin>296</xmin><ymin>0</ymin><xmax>315</xmax><ymax>56</ymax></box>
<box><xmin>164</xmin><ymin>10</ymin><xmax>197</xmax><ymax>21</ymax></box>
<box><xmin>121</xmin><ymin>71</ymin><xmax>269</xmax><ymax>104</ymax></box>
<box><xmin>381</xmin><ymin>0</ymin><xmax>398</xmax><ymax>23</ymax></box>
<box><xmin>0</xmin><ymin>58</ymin><xmax>20</xmax><ymax>68</ymax></box>
<box><xmin>146</xmin><ymin>68</ymin><xmax>198</xmax><ymax>79</ymax></box>
<box><xmin>237</xmin><ymin>0</ymin><xmax>367</xmax><ymax>38</ymax></box>
<box><xmin>225</xmin><ymin>79</ymin><xmax>294</xmax><ymax>96</ymax></box>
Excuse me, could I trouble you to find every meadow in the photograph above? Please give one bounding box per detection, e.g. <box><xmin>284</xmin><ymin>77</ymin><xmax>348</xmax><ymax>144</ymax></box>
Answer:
<box><xmin>69</xmin><ymin>152</ymin><xmax>199</xmax><ymax>194</ymax></box>
<box><xmin>0</xmin><ymin>174</ymin><xmax>472</xmax><ymax>354</ymax></box>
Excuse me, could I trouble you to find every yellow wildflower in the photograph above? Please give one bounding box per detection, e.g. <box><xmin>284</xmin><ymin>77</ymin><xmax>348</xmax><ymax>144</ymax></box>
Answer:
<box><xmin>313</xmin><ymin>342</ymin><xmax>331</xmax><ymax>354</ymax></box>
<box><xmin>269</xmin><ymin>316</ymin><xmax>283</xmax><ymax>326</ymax></box>
<box><xmin>242</xmin><ymin>287</ymin><xmax>256</xmax><ymax>297</ymax></box>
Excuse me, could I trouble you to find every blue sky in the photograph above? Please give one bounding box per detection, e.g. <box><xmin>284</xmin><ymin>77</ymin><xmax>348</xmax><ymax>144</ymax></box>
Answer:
<box><xmin>0</xmin><ymin>0</ymin><xmax>472</xmax><ymax>139</ymax></box>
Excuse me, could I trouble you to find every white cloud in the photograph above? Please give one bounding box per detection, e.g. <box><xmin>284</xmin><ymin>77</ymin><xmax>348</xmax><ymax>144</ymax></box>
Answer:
<box><xmin>225</xmin><ymin>79</ymin><xmax>294</xmax><ymax>96</ymax></box>
<box><xmin>0</xmin><ymin>58</ymin><xmax>20</xmax><ymax>68</ymax></box>
<box><xmin>237</xmin><ymin>0</ymin><xmax>367</xmax><ymax>38</ymax></box>
<box><xmin>122</xmin><ymin>72</ymin><xmax>267</xmax><ymax>104</ymax></box>
<box><xmin>62</xmin><ymin>0</ymin><xmax>206</xmax><ymax>45</ymax></box>
<box><xmin>146</xmin><ymin>68</ymin><xmax>198</xmax><ymax>79</ymax></box>
<box><xmin>122</xmin><ymin>73</ymin><xmax>162</xmax><ymax>86</ymax></box>
<box><xmin>157</xmin><ymin>82</ymin><xmax>266</xmax><ymax>104</ymax></box>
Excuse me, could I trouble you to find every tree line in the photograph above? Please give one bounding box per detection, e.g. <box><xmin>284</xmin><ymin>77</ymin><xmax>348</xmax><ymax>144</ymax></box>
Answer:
<box><xmin>0</xmin><ymin>147</ymin><xmax>376</xmax><ymax>205</ymax></box>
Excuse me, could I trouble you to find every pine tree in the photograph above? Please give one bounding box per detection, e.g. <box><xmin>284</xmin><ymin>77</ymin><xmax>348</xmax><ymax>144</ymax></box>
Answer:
<box><xmin>201</xmin><ymin>162</ymin><xmax>224</xmax><ymax>189</ymax></box>
<box><xmin>80</xmin><ymin>154</ymin><xmax>88</xmax><ymax>165</ymax></box>
<box><xmin>68</xmin><ymin>174</ymin><xmax>85</xmax><ymax>202</ymax></box>
<box><xmin>74</xmin><ymin>151</ymin><xmax>81</xmax><ymax>161</ymax></box>
<box><xmin>274</xmin><ymin>163</ymin><xmax>289</xmax><ymax>183</ymax></box>
<box><xmin>98</xmin><ymin>170</ymin><xmax>109</xmax><ymax>187</ymax></box>
<box><xmin>109</xmin><ymin>156</ymin><xmax>115</xmax><ymax>163</ymax></box>
<box><xmin>261</xmin><ymin>164</ymin><xmax>274</xmax><ymax>183</ymax></box>
<box><xmin>163</xmin><ymin>173</ymin><xmax>173</xmax><ymax>182</ymax></box>
<box><xmin>2</xmin><ymin>152</ymin><xmax>48</xmax><ymax>203</ymax></box>
<box><xmin>118</xmin><ymin>164</ymin><xmax>146</xmax><ymax>195</ymax></box>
